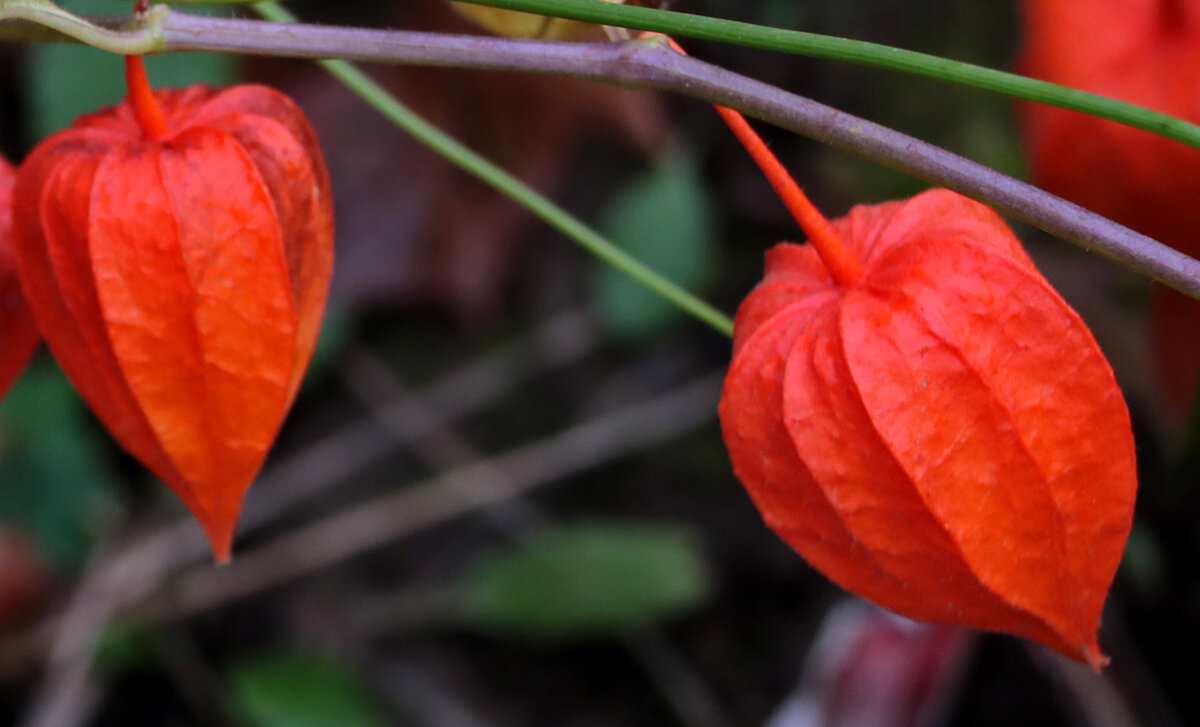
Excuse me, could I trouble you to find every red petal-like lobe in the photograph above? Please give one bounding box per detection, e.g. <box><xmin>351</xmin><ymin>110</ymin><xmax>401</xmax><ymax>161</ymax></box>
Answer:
<box><xmin>720</xmin><ymin>293</ymin><xmax>938</xmax><ymax>617</ymax></box>
<box><xmin>827</xmin><ymin>198</ymin><xmax>907</xmax><ymax>259</ymax></box>
<box><xmin>15</xmin><ymin>139</ymin><xmax>182</xmax><ymax>485</ymax></box>
<box><xmin>730</xmin><ymin>243</ymin><xmax>830</xmax><ymax>355</ymax></box>
<box><xmin>87</xmin><ymin>129</ymin><xmax>298</xmax><ymax>559</ymax></box>
<box><xmin>730</xmin><ymin>189</ymin><xmax>1028</xmax><ymax>354</ymax></box>
<box><xmin>734</xmin><ymin>190</ymin><xmax>1033</xmax><ymax>355</ymax></box>
<box><xmin>189</xmin><ymin>86</ymin><xmax>333</xmax><ymax>397</ymax></box>
<box><xmin>853</xmin><ymin>190</ymin><xmax>1036</xmax><ymax>270</ymax></box>
<box><xmin>0</xmin><ymin>157</ymin><xmax>38</xmax><ymax>398</ymax></box>
<box><xmin>189</xmin><ymin>85</ymin><xmax>327</xmax><ymax>171</ymax></box>
<box><xmin>840</xmin><ymin>236</ymin><xmax>1134</xmax><ymax>667</ymax></box>
<box><xmin>782</xmin><ymin>295</ymin><xmax>1067</xmax><ymax>652</ymax></box>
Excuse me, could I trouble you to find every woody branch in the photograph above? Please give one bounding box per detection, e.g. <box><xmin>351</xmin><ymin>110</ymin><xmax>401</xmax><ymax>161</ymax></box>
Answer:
<box><xmin>3</xmin><ymin>5</ymin><xmax>1200</xmax><ymax>299</ymax></box>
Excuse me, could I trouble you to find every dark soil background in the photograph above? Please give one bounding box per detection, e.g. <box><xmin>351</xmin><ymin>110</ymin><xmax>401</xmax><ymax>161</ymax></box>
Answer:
<box><xmin>0</xmin><ymin>1</ymin><xmax>1194</xmax><ymax>726</ymax></box>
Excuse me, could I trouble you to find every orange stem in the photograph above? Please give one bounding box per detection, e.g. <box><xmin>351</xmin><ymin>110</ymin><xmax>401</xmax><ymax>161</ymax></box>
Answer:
<box><xmin>713</xmin><ymin>105</ymin><xmax>864</xmax><ymax>286</ymax></box>
<box><xmin>124</xmin><ymin>55</ymin><xmax>168</xmax><ymax>141</ymax></box>
<box><xmin>648</xmin><ymin>33</ymin><xmax>864</xmax><ymax>287</ymax></box>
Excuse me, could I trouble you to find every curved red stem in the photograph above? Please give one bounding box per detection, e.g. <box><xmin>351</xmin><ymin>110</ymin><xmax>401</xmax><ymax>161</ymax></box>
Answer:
<box><xmin>713</xmin><ymin>104</ymin><xmax>865</xmax><ymax>286</ymax></box>
<box><xmin>124</xmin><ymin>55</ymin><xmax>168</xmax><ymax>140</ymax></box>
<box><xmin>649</xmin><ymin>33</ymin><xmax>864</xmax><ymax>286</ymax></box>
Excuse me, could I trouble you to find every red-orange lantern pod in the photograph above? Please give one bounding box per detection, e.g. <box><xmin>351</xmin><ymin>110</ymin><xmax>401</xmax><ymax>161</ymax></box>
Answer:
<box><xmin>628</xmin><ymin>31</ymin><xmax>1136</xmax><ymax>670</ymax></box>
<box><xmin>0</xmin><ymin>156</ymin><xmax>39</xmax><ymax>398</ymax></box>
<box><xmin>715</xmin><ymin>111</ymin><xmax>1137</xmax><ymax>667</ymax></box>
<box><xmin>12</xmin><ymin>57</ymin><xmax>334</xmax><ymax>561</ymax></box>
<box><xmin>1017</xmin><ymin>0</ymin><xmax>1200</xmax><ymax>410</ymax></box>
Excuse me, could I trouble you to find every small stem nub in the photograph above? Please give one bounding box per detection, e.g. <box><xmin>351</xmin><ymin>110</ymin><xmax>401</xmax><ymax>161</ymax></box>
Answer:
<box><xmin>125</xmin><ymin>55</ymin><xmax>168</xmax><ymax>140</ymax></box>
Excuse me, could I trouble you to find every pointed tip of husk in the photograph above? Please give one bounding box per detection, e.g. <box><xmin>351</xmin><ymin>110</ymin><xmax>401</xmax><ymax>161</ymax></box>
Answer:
<box><xmin>189</xmin><ymin>491</ymin><xmax>244</xmax><ymax>565</ymax></box>
<box><xmin>200</xmin><ymin>517</ymin><xmax>235</xmax><ymax>565</ymax></box>
<box><xmin>1081</xmin><ymin>641</ymin><xmax>1109</xmax><ymax>672</ymax></box>
<box><xmin>172</xmin><ymin>473</ymin><xmax>252</xmax><ymax>565</ymax></box>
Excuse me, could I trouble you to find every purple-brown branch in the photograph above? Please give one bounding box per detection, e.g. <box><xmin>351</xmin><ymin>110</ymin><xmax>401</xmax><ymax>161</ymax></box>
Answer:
<box><xmin>4</xmin><ymin>8</ymin><xmax>1199</xmax><ymax>298</ymax></box>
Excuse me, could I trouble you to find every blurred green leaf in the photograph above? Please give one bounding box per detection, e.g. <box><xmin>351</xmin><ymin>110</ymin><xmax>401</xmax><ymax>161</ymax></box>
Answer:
<box><xmin>224</xmin><ymin>651</ymin><xmax>388</xmax><ymax>727</ymax></box>
<box><xmin>954</xmin><ymin>99</ymin><xmax>1026</xmax><ymax>180</ymax></box>
<box><xmin>0</xmin><ymin>362</ymin><xmax>118</xmax><ymax>569</ymax></box>
<box><xmin>457</xmin><ymin>521</ymin><xmax>709</xmax><ymax>641</ymax></box>
<box><xmin>592</xmin><ymin>148</ymin><xmax>719</xmax><ymax>341</ymax></box>
<box><xmin>1122</xmin><ymin>521</ymin><xmax>1167</xmax><ymax>600</ymax></box>
<box><xmin>94</xmin><ymin>622</ymin><xmax>157</xmax><ymax>675</ymax></box>
<box><xmin>756</xmin><ymin>0</ymin><xmax>806</xmax><ymax>29</ymax></box>
<box><xmin>300</xmin><ymin>305</ymin><xmax>354</xmax><ymax>392</ymax></box>
<box><xmin>24</xmin><ymin>0</ymin><xmax>238</xmax><ymax>141</ymax></box>
<box><xmin>1164</xmin><ymin>372</ymin><xmax>1200</xmax><ymax>503</ymax></box>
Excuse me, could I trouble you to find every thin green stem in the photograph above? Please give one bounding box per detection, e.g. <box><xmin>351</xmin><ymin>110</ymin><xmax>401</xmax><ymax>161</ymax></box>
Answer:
<box><xmin>249</xmin><ymin>1</ymin><xmax>734</xmax><ymax>337</ymax></box>
<box><xmin>454</xmin><ymin>0</ymin><xmax>1200</xmax><ymax>151</ymax></box>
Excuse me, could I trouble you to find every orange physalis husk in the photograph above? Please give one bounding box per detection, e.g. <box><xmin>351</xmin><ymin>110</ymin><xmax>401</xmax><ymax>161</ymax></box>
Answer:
<box><xmin>1017</xmin><ymin>0</ymin><xmax>1200</xmax><ymax>410</ymax></box>
<box><xmin>0</xmin><ymin>156</ymin><xmax>39</xmax><ymax>399</ymax></box>
<box><xmin>12</xmin><ymin>58</ymin><xmax>334</xmax><ymax>562</ymax></box>
<box><xmin>719</xmin><ymin>188</ymin><xmax>1137</xmax><ymax>670</ymax></box>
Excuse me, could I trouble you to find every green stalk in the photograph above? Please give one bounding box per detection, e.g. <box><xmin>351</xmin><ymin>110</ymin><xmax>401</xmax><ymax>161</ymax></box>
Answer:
<box><xmin>0</xmin><ymin>0</ymin><xmax>160</xmax><ymax>53</ymax></box>
<box><xmin>453</xmin><ymin>0</ymin><xmax>1200</xmax><ymax>151</ymax></box>
<box><xmin>250</xmin><ymin>1</ymin><xmax>734</xmax><ymax>338</ymax></box>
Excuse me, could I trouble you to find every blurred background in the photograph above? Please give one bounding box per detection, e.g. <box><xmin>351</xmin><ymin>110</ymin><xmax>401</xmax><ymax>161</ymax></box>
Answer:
<box><xmin>0</xmin><ymin>1</ymin><xmax>1192</xmax><ymax>725</ymax></box>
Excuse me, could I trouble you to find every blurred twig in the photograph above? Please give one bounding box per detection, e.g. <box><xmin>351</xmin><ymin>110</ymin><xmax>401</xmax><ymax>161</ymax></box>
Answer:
<box><xmin>16</xmin><ymin>532</ymin><xmax>121</xmax><ymax>727</ymax></box>
<box><xmin>372</xmin><ymin>662</ymin><xmax>497</xmax><ymax>727</ymax></box>
<box><xmin>623</xmin><ymin>632</ymin><xmax>731</xmax><ymax>727</ymax></box>
<box><xmin>239</xmin><ymin>308</ymin><xmax>597</xmax><ymax>537</ymax></box>
<box><xmin>0</xmin><ymin>310</ymin><xmax>596</xmax><ymax>681</ymax></box>
<box><xmin>1090</xmin><ymin>602</ymin><xmax>1189</xmax><ymax>727</ymax></box>
<box><xmin>10</xmin><ymin>370</ymin><xmax>721</xmax><ymax>714</ymax></box>
<box><xmin>150</xmin><ymin>629</ymin><xmax>239</xmax><ymax>727</ymax></box>
<box><xmin>0</xmin><ymin>320</ymin><xmax>719</xmax><ymax>700</ymax></box>
<box><xmin>337</xmin><ymin>346</ymin><xmax>544</xmax><ymax>538</ymax></box>
<box><xmin>1027</xmin><ymin>646</ymin><xmax>1143</xmax><ymax>727</ymax></box>
<box><xmin>338</xmin><ymin>347</ymin><xmax>731</xmax><ymax>727</ymax></box>
<box><xmin>141</xmin><ymin>370</ymin><xmax>722</xmax><ymax>622</ymax></box>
